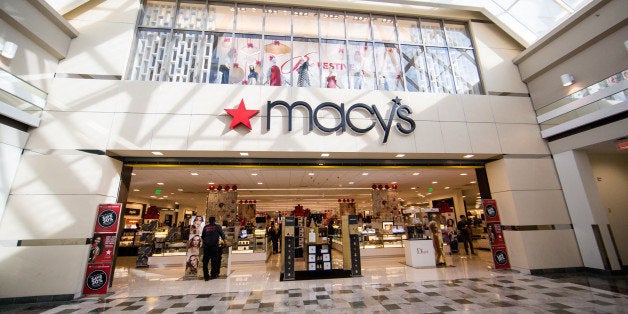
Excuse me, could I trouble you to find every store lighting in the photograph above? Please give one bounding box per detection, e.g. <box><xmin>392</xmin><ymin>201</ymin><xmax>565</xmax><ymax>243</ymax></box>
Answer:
<box><xmin>560</xmin><ymin>74</ymin><xmax>574</xmax><ymax>86</ymax></box>
<box><xmin>432</xmin><ymin>181</ymin><xmax>438</xmax><ymax>184</ymax></box>
<box><xmin>257</xmin><ymin>182</ymin><xmax>263</xmax><ymax>185</ymax></box>
<box><xmin>444</xmin><ymin>187</ymin><xmax>450</xmax><ymax>189</ymax></box>
<box><xmin>178</xmin><ymin>188</ymin><xmax>183</xmax><ymax>191</ymax></box>
<box><xmin>470</xmin><ymin>181</ymin><xmax>477</xmax><ymax>184</ymax></box>
<box><xmin>0</xmin><ymin>41</ymin><xmax>18</xmax><ymax>59</ymax></box>
<box><xmin>240</xmin><ymin>152</ymin><xmax>249</xmax><ymax>156</ymax></box>
<box><xmin>191</xmin><ymin>172</ymin><xmax>199</xmax><ymax>176</ymax></box>
<box><xmin>308</xmin><ymin>173</ymin><xmax>315</xmax><ymax>176</ymax></box>
<box><xmin>412</xmin><ymin>172</ymin><xmax>420</xmax><ymax>176</ymax></box>
<box><xmin>460</xmin><ymin>173</ymin><xmax>467</xmax><ymax>176</ymax></box>
<box><xmin>131</xmin><ymin>173</ymin><xmax>136</xmax><ymax>176</ymax></box>
<box><xmin>362</xmin><ymin>172</ymin><xmax>368</xmax><ymax>176</ymax></box>
<box><xmin>463</xmin><ymin>154</ymin><xmax>474</xmax><ymax>158</ymax></box>
<box><xmin>349</xmin><ymin>182</ymin><xmax>354</xmax><ymax>185</ymax></box>
<box><xmin>157</xmin><ymin>182</ymin><xmax>164</xmax><ymax>185</ymax></box>
<box><xmin>411</xmin><ymin>187</ymin><xmax>416</xmax><ymax>190</ymax></box>
<box><xmin>208</xmin><ymin>182</ymin><xmax>214</xmax><ymax>185</ymax></box>
<box><xmin>321</xmin><ymin>153</ymin><xmax>330</xmax><ymax>157</ymax></box>
<box><xmin>251</xmin><ymin>173</ymin><xmax>258</xmax><ymax>176</ymax></box>
<box><xmin>133</xmin><ymin>189</ymin><xmax>140</xmax><ymax>192</ymax></box>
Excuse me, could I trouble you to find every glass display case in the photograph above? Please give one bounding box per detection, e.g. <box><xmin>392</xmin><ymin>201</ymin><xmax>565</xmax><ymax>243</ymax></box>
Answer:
<box><xmin>359</xmin><ymin>232</ymin><xmax>406</xmax><ymax>248</ymax></box>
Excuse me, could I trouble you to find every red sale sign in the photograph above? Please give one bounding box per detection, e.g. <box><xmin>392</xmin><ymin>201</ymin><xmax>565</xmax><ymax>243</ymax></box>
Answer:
<box><xmin>88</xmin><ymin>233</ymin><xmax>117</xmax><ymax>264</ymax></box>
<box><xmin>94</xmin><ymin>204</ymin><xmax>122</xmax><ymax>233</ymax></box>
<box><xmin>83</xmin><ymin>264</ymin><xmax>112</xmax><ymax>295</ymax></box>
<box><xmin>491</xmin><ymin>245</ymin><xmax>511</xmax><ymax>269</ymax></box>
<box><xmin>482</xmin><ymin>199</ymin><xmax>500</xmax><ymax>223</ymax></box>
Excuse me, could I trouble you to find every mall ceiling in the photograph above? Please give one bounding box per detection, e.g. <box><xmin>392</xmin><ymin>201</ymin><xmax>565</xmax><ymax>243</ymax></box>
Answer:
<box><xmin>126</xmin><ymin>165</ymin><xmax>481</xmax><ymax>213</ymax></box>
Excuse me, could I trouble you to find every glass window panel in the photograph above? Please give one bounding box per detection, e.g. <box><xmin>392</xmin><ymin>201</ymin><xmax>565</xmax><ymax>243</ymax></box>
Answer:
<box><xmin>320</xmin><ymin>11</ymin><xmax>345</xmax><ymax>39</ymax></box>
<box><xmin>175</xmin><ymin>1</ymin><xmax>206</xmax><ymax>30</ymax></box>
<box><xmin>293</xmin><ymin>9</ymin><xmax>319</xmax><ymax>37</ymax></box>
<box><xmin>320</xmin><ymin>39</ymin><xmax>348</xmax><ymax>89</ymax></box>
<box><xmin>397</xmin><ymin>18</ymin><xmax>421</xmax><ymax>44</ymax></box>
<box><xmin>207</xmin><ymin>3</ymin><xmax>234</xmax><ymax>32</ymax></box>
<box><xmin>263</xmin><ymin>36</ymin><xmax>291</xmax><ymax>86</ymax></box>
<box><xmin>449</xmin><ymin>48</ymin><xmax>481</xmax><ymax>94</ymax></box>
<box><xmin>209</xmin><ymin>33</ymin><xmax>237</xmax><ymax>84</ymax></box>
<box><xmin>374</xmin><ymin>43</ymin><xmax>403</xmax><ymax>91</ymax></box>
<box><xmin>421</xmin><ymin>20</ymin><xmax>446</xmax><ymax>46</ymax></box>
<box><xmin>165</xmin><ymin>31</ymin><xmax>204</xmax><ymax>82</ymax></box>
<box><xmin>346</xmin><ymin>13</ymin><xmax>371</xmax><ymax>41</ymax></box>
<box><xmin>445</xmin><ymin>23</ymin><xmax>471</xmax><ymax>48</ymax></box>
<box><xmin>131</xmin><ymin>29</ymin><xmax>171</xmax><ymax>81</ymax></box>
<box><xmin>235</xmin><ymin>5</ymin><xmax>262</xmax><ymax>33</ymax></box>
<box><xmin>425</xmin><ymin>47</ymin><xmax>455</xmax><ymax>93</ymax></box>
<box><xmin>234</xmin><ymin>34</ymin><xmax>263</xmax><ymax>85</ymax></box>
<box><xmin>508</xmin><ymin>0</ymin><xmax>569</xmax><ymax>37</ymax></box>
<box><xmin>141</xmin><ymin>0</ymin><xmax>176</xmax><ymax>28</ymax></box>
<box><xmin>293</xmin><ymin>38</ymin><xmax>320</xmax><ymax>88</ymax></box>
<box><xmin>265</xmin><ymin>7</ymin><xmax>292</xmax><ymax>36</ymax></box>
<box><xmin>198</xmin><ymin>33</ymin><xmax>215</xmax><ymax>84</ymax></box>
<box><xmin>348</xmin><ymin>41</ymin><xmax>375</xmax><ymax>90</ymax></box>
<box><xmin>401</xmin><ymin>45</ymin><xmax>429</xmax><ymax>92</ymax></box>
<box><xmin>372</xmin><ymin>15</ymin><xmax>396</xmax><ymax>42</ymax></box>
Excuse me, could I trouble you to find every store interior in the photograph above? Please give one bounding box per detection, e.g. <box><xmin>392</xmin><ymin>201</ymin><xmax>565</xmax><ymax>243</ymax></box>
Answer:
<box><xmin>117</xmin><ymin>164</ymin><xmax>489</xmax><ymax>276</ymax></box>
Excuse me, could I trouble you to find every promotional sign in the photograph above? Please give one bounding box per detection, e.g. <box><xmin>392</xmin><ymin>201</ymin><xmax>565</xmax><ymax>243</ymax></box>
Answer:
<box><xmin>491</xmin><ymin>245</ymin><xmax>511</xmax><ymax>269</ymax></box>
<box><xmin>94</xmin><ymin>204</ymin><xmax>122</xmax><ymax>233</ymax></box>
<box><xmin>482</xmin><ymin>199</ymin><xmax>500</xmax><ymax>223</ymax></box>
<box><xmin>88</xmin><ymin>233</ymin><xmax>117</xmax><ymax>264</ymax></box>
<box><xmin>83</xmin><ymin>263</ymin><xmax>112</xmax><ymax>295</ymax></box>
<box><xmin>482</xmin><ymin>199</ymin><xmax>510</xmax><ymax>270</ymax></box>
<box><xmin>84</xmin><ymin>203</ymin><xmax>122</xmax><ymax>295</ymax></box>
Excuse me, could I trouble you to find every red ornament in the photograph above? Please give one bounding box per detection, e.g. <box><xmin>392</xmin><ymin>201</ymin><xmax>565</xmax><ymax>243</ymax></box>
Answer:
<box><xmin>385</xmin><ymin>185</ymin><xmax>390</xmax><ymax>190</ymax></box>
<box><xmin>232</xmin><ymin>185</ymin><xmax>238</xmax><ymax>191</ymax></box>
<box><xmin>244</xmin><ymin>200</ymin><xmax>249</xmax><ymax>204</ymax></box>
<box><xmin>372</xmin><ymin>184</ymin><xmax>377</xmax><ymax>190</ymax></box>
<box><xmin>239</xmin><ymin>200</ymin><xmax>243</xmax><ymax>204</ymax></box>
<box><xmin>209</xmin><ymin>185</ymin><xmax>215</xmax><ymax>191</ymax></box>
<box><xmin>351</xmin><ymin>199</ymin><xmax>355</xmax><ymax>203</ymax></box>
<box><xmin>338</xmin><ymin>199</ymin><xmax>342</xmax><ymax>202</ymax></box>
<box><xmin>392</xmin><ymin>184</ymin><xmax>398</xmax><ymax>189</ymax></box>
<box><xmin>378</xmin><ymin>184</ymin><xmax>383</xmax><ymax>190</ymax></box>
<box><xmin>225</xmin><ymin>185</ymin><xmax>231</xmax><ymax>191</ymax></box>
<box><xmin>253</xmin><ymin>200</ymin><xmax>256</xmax><ymax>204</ymax></box>
<box><xmin>217</xmin><ymin>185</ymin><xmax>223</xmax><ymax>191</ymax></box>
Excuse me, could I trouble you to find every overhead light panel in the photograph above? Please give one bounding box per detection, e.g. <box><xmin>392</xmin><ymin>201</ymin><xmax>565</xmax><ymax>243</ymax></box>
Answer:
<box><xmin>321</xmin><ymin>153</ymin><xmax>330</xmax><ymax>157</ymax></box>
<box><xmin>395</xmin><ymin>154</ymin><xmax>405</xmax><ymax>158</ymax></box>
<box><xmin>560</xmin><ymin>74</ymin><xmax>574</xmax><ymax>86</ymax></box>
<box><xmin>191</xmin><ymin>172</ymin><xmax>199</xmax><ymax>176</ymax></box>
<box><xmin>240</xmin><ymin>152</ymin><xmax>249</xmax><ymax>156</ymax></box>
<box><xmin>151</xmin><ymin>151</ymin><xmax>163</xmax><ymax>155</ymax></box>
<box><xmin>463</xmin><ymin>154</ymin><xmax>474</xmax><ymax>158</ymax></box>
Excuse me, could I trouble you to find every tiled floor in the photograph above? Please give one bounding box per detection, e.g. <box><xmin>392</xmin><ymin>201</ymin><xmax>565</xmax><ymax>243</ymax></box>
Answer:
<box><xmin>1</xmin><ymin>250</ymin><xmax>626</xmax><ymax>313</ymax></box>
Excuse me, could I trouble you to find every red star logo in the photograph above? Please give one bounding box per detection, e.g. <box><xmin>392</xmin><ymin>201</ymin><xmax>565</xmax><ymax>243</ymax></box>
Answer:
<box><xmin>225</xmin><ymin>99</ymin><xmax>259</xmax><ymax>130</ymax></box>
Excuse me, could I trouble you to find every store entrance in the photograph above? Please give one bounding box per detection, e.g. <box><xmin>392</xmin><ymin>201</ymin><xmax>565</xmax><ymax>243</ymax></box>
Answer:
<box><xmin>114</xmin><ymin>163</ymin><xmax>488</xmax><ymax>281</ymax></box>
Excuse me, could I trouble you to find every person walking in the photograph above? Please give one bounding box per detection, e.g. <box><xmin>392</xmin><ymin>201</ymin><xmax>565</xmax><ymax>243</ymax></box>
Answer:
<box><xmin>201</xmin><ymin>216</ymin><xmax>226</xmax><ymax>281</ymax></box>
<box><xmin>268</xmin><ymin>222</ymin><xmax>279</xmax><ymax>254</ymax></box>
<box><xmin>456</xmin><ymin>215</ymin><xmax>475</xmax><ymax>255</ymax></box>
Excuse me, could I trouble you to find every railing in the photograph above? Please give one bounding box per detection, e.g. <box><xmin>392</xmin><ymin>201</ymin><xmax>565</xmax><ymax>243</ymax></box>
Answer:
<box><xmin>0</xmin><ymin>68</ymin><xmax>47</xmax><ymax>127</ymax></box>
<box><xmin>537</xmin><ymin>70</ymin><xmax>628</xmax><ymax>138</ymax></box>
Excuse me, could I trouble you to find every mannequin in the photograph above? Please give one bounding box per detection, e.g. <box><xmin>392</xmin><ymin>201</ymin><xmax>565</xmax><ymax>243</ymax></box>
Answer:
<box><xmin>297</xmin><ymin>57</ymin><xmax>311</xmax><ymax>87</ymax></box>
<box><xmin>267</xmin><ymin>56</ymin><xmax>282</xmax><ymax>86</ymax></box>
<box><xmin>218</xmin><ymin>64</ymin><xmax>230</xmax><ymax>84</ymax></box>
<box><xmin>326</xmin><ymin>69</ymin><xmax>338</xmax><ymax>88</ymax></box>
<box><xmin>247</xmin><ymin>65</ymin><xmax>258</xmax><ymax>85</ymax></box>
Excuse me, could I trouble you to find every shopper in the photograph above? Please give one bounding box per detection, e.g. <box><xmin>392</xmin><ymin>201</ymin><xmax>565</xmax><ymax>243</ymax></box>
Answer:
<box><xmin>268</xmin><ymin>222</ymin><xmax>279</xmax><ymax>254</ymax></box>
<box><xmin>201</xmin><ymin>216</ymin><xmax>226</xmax><ymax>281</ymax></box>
<box><xmin>456</xmin><ymin>215</ymin><xmax>475</xmax><ymax>255</ymax></box>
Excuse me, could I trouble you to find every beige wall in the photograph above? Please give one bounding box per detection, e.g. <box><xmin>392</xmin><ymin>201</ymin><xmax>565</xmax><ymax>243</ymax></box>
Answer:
<box><xmin>589</xmin><ymin>153</ymin><xmax>628</xmax><ymax>266</ymax></box>
<box><xmin>486</xmin><ymin>157</ymin><xmax>582</xmax><ymax>271</ymax></box>
<box><xmin>515</xmin><ymin>0</ymin><xmax>628</xmax><ymax>108</ymax></box>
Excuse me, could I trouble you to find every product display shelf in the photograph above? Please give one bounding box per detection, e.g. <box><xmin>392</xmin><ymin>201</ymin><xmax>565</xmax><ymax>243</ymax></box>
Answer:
<box><xmin>305</xmin><ymin>243</ymin><xmax>332</xmax><ymax>271</ymax></box>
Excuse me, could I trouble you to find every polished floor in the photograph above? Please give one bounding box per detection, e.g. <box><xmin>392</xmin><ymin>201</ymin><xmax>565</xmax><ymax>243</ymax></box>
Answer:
<box><xmin>1</xmin><ymin>249</ymin><xmax>626</xmax><ymax>313</ymax></box>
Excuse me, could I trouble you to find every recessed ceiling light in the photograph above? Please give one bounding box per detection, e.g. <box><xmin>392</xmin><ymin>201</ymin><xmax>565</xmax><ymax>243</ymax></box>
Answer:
<box><xmin>131</xmin><ymin>173</ymin><xmax>136</xmax><ymax>176</ymax></box>
<box><xmin>208</xmin><ymin>182</ymin><xmax>214</xmax><ymax>185</ymax></box>
<box><xmin>362</xmin><ymin>173</ymin><xmax>368</xmax><ymax>176</ymax></box>
<box><xmin>318</xmin><ymin>163</ymin><xmax>324</xmax><ymax>166</ymax></box>
<box><xmin>163</xmin><ymin>196</ymin><xmax>168</xmax><ymax>198</ymax></box>
<box><xmin>460</xmin><ymin>173</ymin><xmax>467</xmax><ymax>176</ymax></box>
<box><xmin>391</xmin><ymin>181</ymin><xmax>397</xmax><ymax>184</ymax></box>
<box><xmin>150</xmin><ymin>196</ymin><xmax>156</xmax><ymax>198</ymax></box>
<box><xmin>427</xmin><ymin>193</ymin><xmax>432</xmax><ymax>195</ymax></box>
<box><xmin>257</xmin><ymin>182</ymin><xmax>263</xmax><ymax>185</ymax></box>
<box><xmin>151</xmin><ymin>151</ymin><xmax>163</xmax><ymax>155</ymax></box>
<box><xmin>412</xmin><ymin>172</ymin><xmax>420</xmax><ymax>176</ymax></box>
<box><xmin>470</xmin><ymin>181</ymin><xmax>477</xmax><ymax>184</ymax></box>
<box><xmin>133</xmin><ymin>189</ymin><xmax>140</xmax><ymax>192</ymax></box>
<box><xmin>462</xmin><ymin>195</ymin><xmax>466</xmax><ymax>198</ymax></box>
<box><xmin>444</xmin><ymin>187</ymin><xmax>450</xmax><ymax>189</ymax></box>
<box><xmin>157</xmin><ymin>182</ymin><xmax>164</xmax><ymax>185</ymax></box>
<box><xmin>411</xmin><ymin>187</ymin><xmax>416</xmax><ymax>190</ymax></box>
<box><xmin>178</xmin><ymin>188</ymin><xmax>183</xmax><ymax>191</ymax></box>
<box><xmin>321</xmin><ymin>153</ymin><xmax>330</xmax><ymax>157</ymax></box>
<box><xmin>349</xmin><ymin>182</ymin><xmax>354</xmax><ymax>185</ymax></box>
<box><xmin>308</xmin><ymin>173</ymin><xmax>315</xmax><ymax>176</ymax></box>
<box><xmin>463</xmin><ymin>154</ymin><xmax>474</xmax><ymax>158</ymax></box>
<box><xmin>395</xmin><ymin>154</ymin><xmax>405</xmax><ymax>158</ymax></box>
<box><xmin>206</xmin><ymin>188</ymin><xmax>210</xmax><ymax>190</ymax></box>
<box><xmin>432</xmin><ymin>181</ymin><xmax>438</xmax><ymax>184</ymax></box>
<box><xmin>240</xmin><ymin>152</ymin><xmax>249</xmax><ymax>156</ymax></box>
<box><xmin>191</xmin><ymin>172</ymin><xmax>199</xmax><ymax>176</ymax></box>
<box><xmin>251</xmin><ymin>173</ymin><xmax>258</xmax><ymax>176</ymax></box>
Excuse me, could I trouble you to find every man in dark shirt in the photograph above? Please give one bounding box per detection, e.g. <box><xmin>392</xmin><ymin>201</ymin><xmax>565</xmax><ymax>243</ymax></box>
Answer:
<box><xmin>456</xmin><ymin>215</ymin><xmax>475</xmax><ymax>255</ymax></box>
<box><xmin>201</xmin><ymin>216</ymin><xmax>226</xmax><ymax>280</ymax></box>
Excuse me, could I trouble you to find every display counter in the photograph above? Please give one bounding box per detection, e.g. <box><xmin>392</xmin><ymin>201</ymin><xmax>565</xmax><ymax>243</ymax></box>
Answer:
<box><xmin>403</xmin><ymin>239</ymin><xmax>436</xmax><ymax>268</ymax></box>
<box><xmin>231</xmin><ymin>234</ymin><xmax>271</xmax><ymax>263</ymax></box>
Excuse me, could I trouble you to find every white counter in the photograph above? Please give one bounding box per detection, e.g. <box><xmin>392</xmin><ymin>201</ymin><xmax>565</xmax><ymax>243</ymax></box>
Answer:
<box><xmin>403</xmin><ymin>240</ymin><xmax>436</xmax><ymax>268</ymax></box>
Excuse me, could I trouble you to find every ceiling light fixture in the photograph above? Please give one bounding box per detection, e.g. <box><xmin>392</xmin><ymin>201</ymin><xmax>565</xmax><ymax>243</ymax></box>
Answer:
<box><xmin>131</xmin><ymin>173</ymin><xmax>136</xmax><ymax>176</ymax></box>
<box><xmin>240</xmin><ymin>152</ymin><xmax>249</xmax><ymax>156</ymax></box>
<box><xmin>460</xmin><ymin>173</ymin><xmax>467</xmax><ymax>176</ymax></box>
<box><xmin>151</xmin><ymin>151</ymin><xmax>163</xmax><ymax>155</ymax></box>
<box><xmin>470</xmin><ymin>181</ymin><xmax>477</xmax><ymax>184</ymax></box>
<box><xmin>191</xmin><ymin>172</ymin><xmax>199</xmax><ymax>176</ymax></box>
<box><xmin>463</xmin><ymin>154</ymin><xmax>474</xmax><ymax>158</ymax></box>
<box><xmin>0</xmin><ymin>41</ymin><xmax>18</xmax><ymax>59</ymax></box>
<box><xmin>178</xmin><ymin>188</ymin><xmax>183</xmax><ymax>191</ymax></box>
<box><xmin>133</xmin><ymin>189</ymin><xmax>140</xmax><ymax>192</ymax></box>
<box><xmin>321</xmin><ymin>153</ymin><xmax>330</xmax><ymax>157</ymax></box>
<box><xmin>560</xmin><ymin>74</ymin><xmax>574</xmax><ymax>86</ymax></box>
<box><xmin>157</xmin><ymin>182</ymin><xmax>164</xmax><ymax>185</ymax></box>
<box><xmin>362</xmin><ymin>173</ymin><xmax>368</xmax><ymax>176</ymax></box>
<box><xmin>395</xmin><ymin>154</ymin><xmax>405</xmax><ymax>158</ymax></box>
<box><xmin>432</xmin><ymin>181</ymin><xmax>438</xmax><ymax>184</ymax></box>
<box><xmin>257</xmin><ymin>182</ymin><xmax>263</xmax><ymax>185</ymax></box>
<box><xmin>412</xmin><ymin>172</ymin><xmax>420</xmax><ymax>176</ymax></box>
<box><xmin>444</xmin><ymin>187</ymin><xmax>450</xmax><ymax>189</ymax></box>
<box><xmin>308</xmin><ymin>173</ymin><xmax>315</xmax><ymax>176</ymax></box>
<box><xmin>349</xmin><ymin>182</ymin><xmax>354</xmax><ymax>184</ymax></box>
<box><xmin>208</xmin><ymin>182</ymin><xmax>214</xmax><ymax>185</ymax></box>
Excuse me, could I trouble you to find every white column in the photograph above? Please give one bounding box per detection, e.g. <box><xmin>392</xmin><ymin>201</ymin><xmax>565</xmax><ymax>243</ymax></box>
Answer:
<box><xmin>0</xmin><ymin>125</ymin><xmax>29</xmax><ymax>224</ymax></box>
<box><xmin>553</xmin><ymin>150</ymin><xmax>621</xmax><ymax>271</ymax></box>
